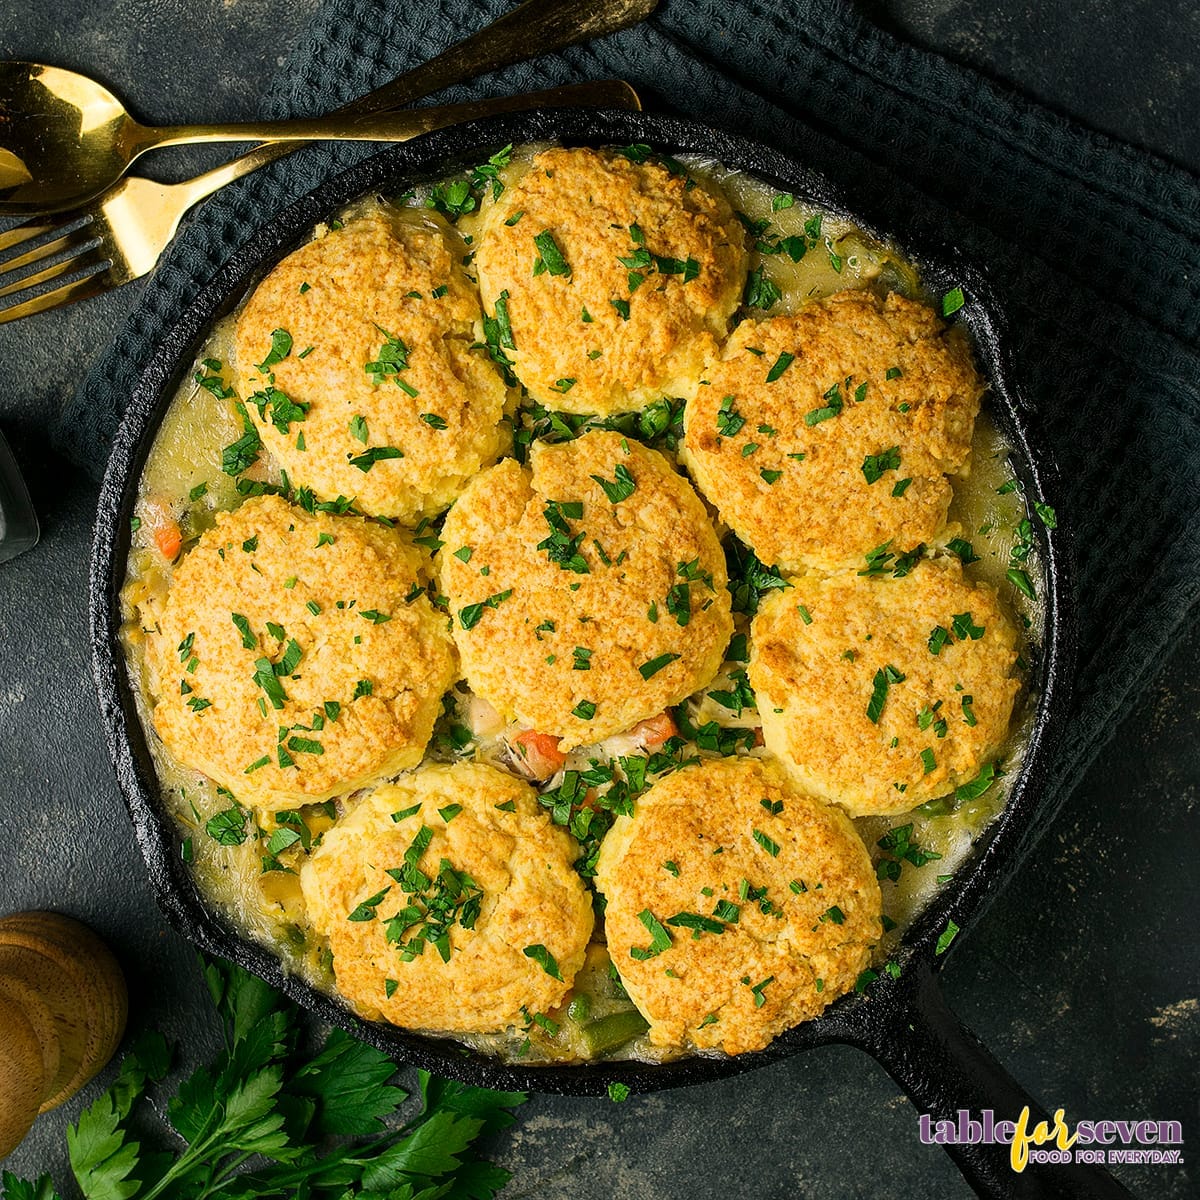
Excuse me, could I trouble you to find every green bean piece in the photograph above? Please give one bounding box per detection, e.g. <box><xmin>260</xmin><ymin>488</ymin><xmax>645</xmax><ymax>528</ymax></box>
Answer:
<box><xmin>579</xmin><ymin>1009</ymin><xmax>650</xmax><ymax>1056</ymax></box>
<box><xmin>567</xmin><ymin>993</ymin><xmax>592</xmax><ymax>1024</ymax></box>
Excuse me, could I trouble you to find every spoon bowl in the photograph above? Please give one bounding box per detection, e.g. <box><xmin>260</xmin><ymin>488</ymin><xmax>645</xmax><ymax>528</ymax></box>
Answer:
<box><xmin>0</xmin><ymin>63</ymin><xmax>132</xmax><ymax>213</ymax></box>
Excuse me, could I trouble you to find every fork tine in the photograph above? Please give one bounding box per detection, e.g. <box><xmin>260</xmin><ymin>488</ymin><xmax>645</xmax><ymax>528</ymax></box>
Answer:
<box><xmin>0</xmin><ymin>226</ymin><xmax>101</xmax><ymax>282</ymax></box>
<box><xmin>0</xmin><ymin>248</ymin><xmax>110</xmax><ymax>301</ymax></box>
<box><xmin>0</xmin><ymin>215</ymin><xmax>87</xmax><ymax>256</ymax></box>
<box><xmin>0</xmin><ymin>273</ymin><xmax>112</xmax><ymax>325</ymax></box>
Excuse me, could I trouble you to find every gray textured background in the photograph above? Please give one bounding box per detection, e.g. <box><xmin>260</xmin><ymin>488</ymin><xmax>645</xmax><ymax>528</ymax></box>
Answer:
<box><xmin>0</xmin><ymin>1</ymin><xmax>1197</xmax><ymax>1197</ymax></box>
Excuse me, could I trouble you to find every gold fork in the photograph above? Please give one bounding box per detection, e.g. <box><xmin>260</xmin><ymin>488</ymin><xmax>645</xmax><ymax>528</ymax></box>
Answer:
<box><xmin>0</xmin><ymin>0</ymin><xmax>655</xmax><ymax>325</ymax></box>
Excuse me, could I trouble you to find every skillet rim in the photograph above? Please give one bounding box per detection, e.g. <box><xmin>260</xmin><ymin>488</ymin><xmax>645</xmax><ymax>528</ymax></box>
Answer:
<box><xmin>88</xmin><ymin>106</ymin><xmax>1076</xmax><ymax>1096</ymax></box>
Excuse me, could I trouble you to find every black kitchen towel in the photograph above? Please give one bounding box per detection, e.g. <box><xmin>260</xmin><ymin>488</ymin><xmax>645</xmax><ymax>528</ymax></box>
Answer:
<box><xmin>60</xmin><ymin>0</ymin><xmax>1200</xmax><ymax>849</ymax></box>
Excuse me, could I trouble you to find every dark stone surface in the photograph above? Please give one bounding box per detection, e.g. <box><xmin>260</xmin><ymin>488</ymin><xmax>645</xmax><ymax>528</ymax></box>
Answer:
<box><xmin>0</xmin><ymin>1</ymin><xmax>1196</xmax><ymax>1196</ymax></box>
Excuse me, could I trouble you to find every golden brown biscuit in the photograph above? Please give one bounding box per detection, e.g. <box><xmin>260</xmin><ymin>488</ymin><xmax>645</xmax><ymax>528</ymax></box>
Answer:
<box><xmin>473</xmin><ymin>147</ymin><xmax>749</xmax><ymax>415</ymax></box>
<box><xmin>680</xmin><ymin>290</ymin><xmax>984</xmax><ymax>570</ymax></box>
<box><xmin>439</xmin><ymin>431</ymin><xmax>733</xmax><ymax>749</ymax></box>
<box><xmin>749</xmin><ymin>557</ymin><xmax>1020</xmax><ymax>817</ymax></box>
<box><xmin>234</xmin><ymin>207</ymin><xmax>509</xmax><ymax>523</ymax></box>
<box><xmin>595</xmin><ymin>757</ymin><xmax>881</xmax><ymax>1055</ymax></box>
<box><xmin>143</xmin><ymin>494</ymin><xmax>456</xmax><ymax>810</ymax></box>
<box><xmin>300</xmin><ymin>763</ymin><xmax>593</xmax><ymax>1032</ymax></box>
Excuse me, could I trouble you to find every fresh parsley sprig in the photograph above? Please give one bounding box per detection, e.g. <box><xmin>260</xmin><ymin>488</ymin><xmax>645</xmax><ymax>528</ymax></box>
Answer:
<box><xmin>2</xmin><ymin>957</ymin><xmax>525</xmax><ymax>1200</ymax></box>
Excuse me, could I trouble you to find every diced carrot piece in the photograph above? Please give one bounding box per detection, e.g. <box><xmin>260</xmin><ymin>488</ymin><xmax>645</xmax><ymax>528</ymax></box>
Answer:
<box><xmin>154</xmin><ymin>520</ymin><xmax>183</xmax><ymax>561</ymax></box>
<box><xmin>510</xmin><ymin>729</ymin><xmax>567</xmax><ymax>780</ymax></box>
<box><xmin>630</xmin><ymin>711</ymin><xmax>678</xmax><ymax>749</ymax></box>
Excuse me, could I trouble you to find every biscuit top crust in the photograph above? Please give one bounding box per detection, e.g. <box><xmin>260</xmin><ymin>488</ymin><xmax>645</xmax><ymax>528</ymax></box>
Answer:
<box><xmin>473</xmin><ymin>146</ymin><xmax>749</xmax><ymax>415</ymax></box>
<box><xmin>439</xmin><ymin>430</ymin><xmax>733</xmax><ymax>748</ymax></box>
<box><xmin>300</xmin><ymin>762</ymin><xmax>594</xmax><ymax>1032</ymax></box>
<box><xmin>234</xmin><ymin>207</ymin><xmax>510</xmax><ymax>523</ymax></box>
<box><xmin>595</xmin><ymin>756</ymin><xmax>880</xmax><ymax>1055</ymax></box>
<box><xmin>681</xmin><ymin>289</ymin><xmax>984</xmax><ymax>571</ymax></box>
<box><xmin>144</xmin><ymin>494</ymin><xmax>457</xmax><ymax>810</ymax></box>
<box><xmin>749</xmin><ymin>557</ymin><xmax>1020</xmax><ymax>817</ymax></box>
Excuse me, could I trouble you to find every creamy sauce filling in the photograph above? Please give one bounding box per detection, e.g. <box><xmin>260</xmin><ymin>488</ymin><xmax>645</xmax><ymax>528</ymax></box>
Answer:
<box><xmin>121</xmin><ymin>143</ymin><xmax>1043</xmax><ymax>1065</ymax></box>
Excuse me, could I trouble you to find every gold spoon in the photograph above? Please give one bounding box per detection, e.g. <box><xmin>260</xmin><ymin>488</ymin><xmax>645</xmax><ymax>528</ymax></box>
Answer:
<box><xmin>0</xmin><ymin>63</ymin><xmax>640</xmax><ymax>216</ymax></box>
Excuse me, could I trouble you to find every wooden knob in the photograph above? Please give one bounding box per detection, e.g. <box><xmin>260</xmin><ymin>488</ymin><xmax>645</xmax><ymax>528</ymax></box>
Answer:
<box><xmin>0</xmin><ymin>912</ymin><xmax>127</xmax><ymax>1159</ymax></box>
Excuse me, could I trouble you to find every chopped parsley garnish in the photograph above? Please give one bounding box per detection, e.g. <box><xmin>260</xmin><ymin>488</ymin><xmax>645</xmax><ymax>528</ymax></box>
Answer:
<box><xmin>457</xmin><ymin>589</ymin><xmax>513</xmax><ymax>630</ymax></box>
<box><xmin>752</xmin><ymin>829</ymin><xmax>781</xmax><ymax>857</ymax></box>
<box><xmin>716</xmin><ymin>394</ymin><xmax>746</xmax><ymax>437</ymax></box>
<box><xmin>590</xmin><ymin>463</ymin><xmax>637</xmax><ymax>503</ymax></box>
<box><xmin>919</xmin><ymin>747</ymin><xmax>937</xmax><ymax>775</ymax></box>
<box><xmin>364</xmin><ymin>329</ymin><xmax>417</xmax><ymax>395</ymax></box>
<box><xmin>571</xmin><ymin>699</ymin><xmax>597</xmax><ymax>720</ymax></box>
<box><xmin>665</xmin><ymin>582</ymin><xmax>691</xmax><ymax>626</ymax></box>
<box><xmin>951</xmin><ymin>611</ymin><xmax>985</xmax><ymax>641</ymax></box>
<box><xmin>708</xmin><ymin>669</ymin><xmax>756</xmax><ymax>715</ymax></box>
<box><xmin>946</xmin><ymin>537</ymin><xmax>980</xmax><ymax>564</ymax></box>
<box><xmin>885</xmin><ymin>366</ymin><xmax>904</xmax><ymax>380</ymax></box>
<box><xmin>522</xmin><ymin>943</ymin><xmax>563</xmax><ymax>980</ymax></box>
<box><xmin>805</xmin><ymin>381</ymin><xmax>845</xmax><ymax>426</ymax></box>
<box><xmin>252</xmin><ymin>656</ymin><xmax>288</xmax><ymax>710</ymax></box>
<box><xmin>383</xmin><ymin>834</ymin><xmax>484</xmax><ymax>964</ymax></box>
<box><xmin>230</xmin><ymin>613</ymin><xmax>255</xmax><ymax>649</ymax></box>
<box><xmin>820</xmin><ymin>905</ymin><xmax>845</xmax><ymax>925</ymax></box>
<box><xmin>744</xmin><ymin>266</ymin><xmax>781</xmax><ymax>309</ymax></box>
<box><xmin>746</xmin><ymin>976</ymin><xmax>774</xmax><ymax>1007</ymax></box>
<box><xmin>928</xmin><ymin>625</ymin><xmax>951</xmax><ymax>655</ymax></box>
<box><xmin>875</xmin><ymin>823</ymin><xmax>942</xmax><ymax>882</ymax></box>
<box><xmin>481</xmin><ymin>289</ymin><xmax>517</xmax><ymax>384</ymax></box>
<box><xmin>532</xmin><ymin>230</ymin><xmax>571</xmax><ymax>276</ymax></box>
<box><xmin>942</xmin><ymin>287</ymin><xmax>965</xmax><ymax>316</ymax></box>
<box><xmin>935</xmin><ymin>918</ymin><xmax>961</xmax><ymax>955</ymax></box>
<box><xmin>537</xmin><ymin>500</ymin><xmax>589</xmax><ymax>574</ymax></box>
<box><xmin>248</xmin><ymin>386</ymin><xmax>308</xmax><ymax>434</ymax></box>
<box><xmin>630</xmin><ymin>909</ymin><xmax>673</xmax><ymax>961</ymax></box>
<box><xmin>205</xmin><ymin>806</ymin><xmax>248</xmax><ymax>846</ymax></box>
<box><xmin>552</xmin><ymin>377</ymin><xmax>576</xmax><ymax>394</ymax></box>
<box><xmin>1034</xmin><ymin>501</ymin><xmax>1057</xmax><ymax>529</ymax></box>
<box><xmin>610</xmin><ymin>298</ymin><xmax>631</xmax><ymax>321</ymax></box>
<box><xmin>862</xmin><ymin>446</ymin><xmax>901</xmax><ymax>484</ymax></box>
<box><xmin>666</xmin><ymin>912</ymin><xmax>726</xmax><ymax>938</ymax></box>
<box><xmin>1007</xmin><ymin>567</ymin><xmax>1036</xmax><ymax>600</ymax></box>
<box><xmin>866</xmin><ymin>664</ymin><xmax>906</xmax><ymax>723</ymax></box>
<box><xmin>760</xmin><ymin>469</ymin><xmax>782</xmax><ymax>484</ymax></box>
<box><xmin>347</xmin><ymin>886</ymin><xmax>391</xmax><ymax>923</ymax></box>
<box><xmin>892</xmin><ymin>478</ymin><xmax>913</xmax><ymax>497</ymax></box>
<box><xmin>961</xmin><ymin>694</ymin><xmax>977</xmax><ymax>727</ymax></box>
<box><xmin>359</xmin><ymin>609</ymin><xmax>392</xmax><ymax>625</ymax></box>
<box><xmin>348</xmin><ymin>446</ymin><xmax>403</xmax><ymax>472</ymax></box>
<box><xmin>255</xmin><ymin>328</ymin><xmax>292</xmax><ymax>372</ymax></box>
<box><xmin>220</xmin><ymin>402</ymin><xmax>262</xmax><ymax>477</ymax></box>
<box><xmin>353</xmin><ymin>679</ymin><xmax>373</xmax><ymax>699</ymax></box>
<box><xmin>419</xmin><ymin>413</ymin><xmax>448</xmax><ymax>430</ymax></box>
<box><xmin>955</xmin><ymin>761</ymin><xmax>999</xmax><ymax>802</ymax></box>
<box><xmin>858</xmin><ymin>539</ymin><xmax>925</xmax><ymax>578</ymax></box>
<box><xmin>726</xmin><ymin>538</ymin><xmax>791</xmax><ymax>616</ymax></box>
<box><xmin>572</xmin><ymin>646</ymin><xmax>593</xmax><ymax>671</ymax></box>
<box><xmin>765</xmin><ymin>351</ymin><xmax>795</xmax><ymax>382</ymax></box>
<box><xmin>639</xmin><ymin>653</ymin><xmax>680</xmax><ymax>680</ymax></box>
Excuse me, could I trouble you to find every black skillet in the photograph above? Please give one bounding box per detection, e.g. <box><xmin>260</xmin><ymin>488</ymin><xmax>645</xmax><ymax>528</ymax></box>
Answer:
<box><xmin>89</xmin><ymin>109</ymin><xmax>1134</xmax><ymax>1200</ymax></box>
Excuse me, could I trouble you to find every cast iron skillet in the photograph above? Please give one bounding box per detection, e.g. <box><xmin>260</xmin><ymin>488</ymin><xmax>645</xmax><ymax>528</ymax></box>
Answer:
<box><xmin>90</xmin><ymin>109</ymin><xmax>1132</xmax><ymax>1200</ymax></box>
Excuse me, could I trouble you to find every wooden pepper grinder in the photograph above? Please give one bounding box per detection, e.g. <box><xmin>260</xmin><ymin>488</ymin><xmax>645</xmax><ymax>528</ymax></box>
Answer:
<box><xmin>0</xmin><ymin>912</ymin><xmax>127</xmax><ymax>1159</ymax></box>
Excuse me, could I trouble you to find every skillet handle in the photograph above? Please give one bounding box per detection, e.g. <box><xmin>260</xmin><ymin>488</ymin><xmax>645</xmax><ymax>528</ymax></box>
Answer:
<box><xmin>847</xmin><ymin>961</ymin><xmax>1135</xmax><ymax>1199</ymax></box>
